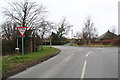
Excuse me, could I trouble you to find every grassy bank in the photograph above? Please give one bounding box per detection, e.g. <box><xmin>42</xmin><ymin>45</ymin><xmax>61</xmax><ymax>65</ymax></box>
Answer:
<box><xmin>69</xmin><ymin>43</ymin><xmax>117</xmax><ymax>47</ymax></box>
<box><xmin>69</xmin><ymin>43</ymin><xmax>79</xmax><ymax>46</ymax></box>
<box><xmin>2</xmin><ymin>46</ymin><xmax>58</xmax><ymax>76</ymax></box>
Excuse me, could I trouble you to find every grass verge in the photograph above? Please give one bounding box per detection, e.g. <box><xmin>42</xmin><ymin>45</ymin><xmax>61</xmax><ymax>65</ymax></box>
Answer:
<box><xmin>69</xmin><ymin>43</ymin><xmax>79</xmax><ymax>46</ymax></box>
<box><xmin>2</xmin><ymin>46</ymin><xmax>59</xmax><ymax>78</ymax></box>
<box><xmin>69</xmin><ymin>43</ymin><xmax>117</xmax><ymax>47</ymax></box>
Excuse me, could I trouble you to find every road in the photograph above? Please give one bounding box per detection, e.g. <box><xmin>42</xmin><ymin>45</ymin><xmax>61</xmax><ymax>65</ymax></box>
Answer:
<box><xmin>9</xmin><ymin>46</ymin><xmax>118</xmax><ymax>79</ymax></box>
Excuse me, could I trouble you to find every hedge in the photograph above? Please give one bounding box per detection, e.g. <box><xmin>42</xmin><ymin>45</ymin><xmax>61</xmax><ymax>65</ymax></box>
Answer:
<box><xmin>2</xmin><ymin>39</ymin><xmax>15</xmax><ymax>55</ymax></box>
<box><xmin>110</xmin><ymin>38</ymin><xmax>120</xmax><ymax>46</ymax></box>
<box><xmin>41</xmin><ymin>41</ymin><xmax>69</xmax><ymax>45</ymax></box>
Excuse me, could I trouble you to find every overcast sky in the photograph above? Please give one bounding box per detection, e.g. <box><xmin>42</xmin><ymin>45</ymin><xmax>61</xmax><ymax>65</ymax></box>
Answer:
<box><xmin>0</xmin><ymin>0</ymin><xmax>119</xmax><ymax>37</ymax></box>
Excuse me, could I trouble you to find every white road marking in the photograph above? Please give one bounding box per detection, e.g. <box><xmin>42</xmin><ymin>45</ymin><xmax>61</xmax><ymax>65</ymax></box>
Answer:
<box><xmin>81</xmin><ymin>60</ymin><xmax>87</xmax><ymax>79</ymax></box>
<box><xmin>86</xmin><ymin>51</ymin><xmax>91</xmax><ymax>57</ymax></box>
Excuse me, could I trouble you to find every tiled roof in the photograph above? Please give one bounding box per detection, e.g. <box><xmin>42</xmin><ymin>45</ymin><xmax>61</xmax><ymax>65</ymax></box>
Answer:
<box><xmin>99</xmin><ymin>30</ymin><xmax>117</xmax><ymax>39</ymax></box>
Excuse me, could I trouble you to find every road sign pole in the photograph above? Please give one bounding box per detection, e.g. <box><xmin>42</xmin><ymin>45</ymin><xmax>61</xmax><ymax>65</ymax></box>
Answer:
<box><xmin>17</xmin><ymin>37</ymin><xmax>18</xmax><ymax>48</ymax></box>
<box><xmin>16</xmin><ymin>27</ymin><xmax>27</xmax><ymax>55</ymax></box>
<box><xmin>22</xmin><ymin>37</ymin><xmax>24</xmax><ymax>55</ymax></box>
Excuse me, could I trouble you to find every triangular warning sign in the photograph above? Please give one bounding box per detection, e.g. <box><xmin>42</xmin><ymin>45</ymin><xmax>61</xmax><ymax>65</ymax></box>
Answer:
<box><xmin>17</xmin><ymin>27</ymin><xmax>28</xmax><ymax>37</ymax></box>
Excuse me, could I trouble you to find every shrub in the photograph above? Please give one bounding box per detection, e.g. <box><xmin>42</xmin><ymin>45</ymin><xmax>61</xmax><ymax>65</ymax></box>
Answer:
<box><xmin>101</xmin><ymin>40</ymin><xmax>113</xmax><ymax>45</ymax></box>
<box><xmin>110</xmin><ymin>38</ymin><xmax>120</xmax><ymax>46</ymax></box>
<box><xmin>41</xmin><ymin>41</ymin><xmax>69</xmax><ymax>45</ymax></box>
<box><xmin>2</xmin><ymin>39</ymin><xmax>15</xmax><ymax>55</ymax></box>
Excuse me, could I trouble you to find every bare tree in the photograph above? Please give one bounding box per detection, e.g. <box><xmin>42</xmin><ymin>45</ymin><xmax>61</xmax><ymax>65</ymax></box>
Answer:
<box><xmin>1</xmin><ymin>21</ymin><xmax>17</xmax><ymax>40</ymax></box>
<box><xmin>56</xmin><ymin>17</ymin><xmax>73</xmax><ymax>40</ymax></box>
<box><xmin>2</xmin><ymin>0</ymin><xmax>47</xmax><ymax>52</ymax></box>
<box><xmin>3</xmin><ymin>0</ymin><xmax>46</xmax><ymax>31</ymax></box>
<box><xmin>82</xmin><ymin>17</ymin><xmax>97</xmax><ymax>44</ymax></box>
<box><xmin>37</xmin><ymin>20</ymin><xmax>54</xmax><ymax>50</ymax></box>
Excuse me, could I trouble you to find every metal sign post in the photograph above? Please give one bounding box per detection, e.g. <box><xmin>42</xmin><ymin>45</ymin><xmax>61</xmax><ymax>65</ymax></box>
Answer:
<box><xmin>16</xmin><ymin>27</ymin><xmax>28</xmax><ymax>55</ymax></box>
<box><xmin>17</xmin><ymin>37</ymin><xmax>18</xmax><ymax>48</ymax></box>
<box><xmin>22</xmin><ymin>37</ymin><xmax>24</xmax><ymax>55</ymax></box>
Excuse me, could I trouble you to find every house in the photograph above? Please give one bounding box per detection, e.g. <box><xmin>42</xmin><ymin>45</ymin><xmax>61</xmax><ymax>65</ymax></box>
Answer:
<box><xmin>98</xmin><ymin>30</ymin><xmax>118</xmax><ymax>45</ymax></box>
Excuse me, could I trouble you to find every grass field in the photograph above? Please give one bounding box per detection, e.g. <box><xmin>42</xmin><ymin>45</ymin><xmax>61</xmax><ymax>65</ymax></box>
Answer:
<box><xmin>2</xmin><ymin>46</ymin><xmax>58</xmax><ymax>74</ymax></box>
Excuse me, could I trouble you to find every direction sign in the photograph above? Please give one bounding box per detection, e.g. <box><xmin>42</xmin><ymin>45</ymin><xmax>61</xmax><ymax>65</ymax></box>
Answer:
<box><xmin>16</xmin><ymin>27</ymin><xmax>28</xmax><ymax>37</ymax></box>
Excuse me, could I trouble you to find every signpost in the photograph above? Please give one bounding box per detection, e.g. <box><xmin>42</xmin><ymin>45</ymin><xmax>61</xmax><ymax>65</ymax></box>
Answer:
<box><xmin>16</xmin><ymin>27</ymin><xmax>28</xmax><ymax>55</ymax></box>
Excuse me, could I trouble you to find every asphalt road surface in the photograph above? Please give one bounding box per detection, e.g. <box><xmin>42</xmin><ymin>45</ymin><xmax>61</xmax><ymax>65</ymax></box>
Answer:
<box><xmin>10</xmin><ymin>45</ymin><xmax>118</xmax><ymax>78</ymax></box>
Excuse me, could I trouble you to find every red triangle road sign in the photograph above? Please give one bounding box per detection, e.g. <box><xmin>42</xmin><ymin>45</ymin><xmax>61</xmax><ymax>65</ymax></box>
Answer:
<box><xmin>16</xmin><ymin>27</ymin><xmax>28</xmax><ymax>37</ymax></box>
